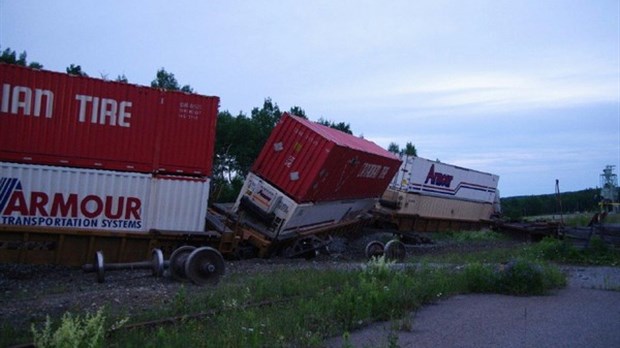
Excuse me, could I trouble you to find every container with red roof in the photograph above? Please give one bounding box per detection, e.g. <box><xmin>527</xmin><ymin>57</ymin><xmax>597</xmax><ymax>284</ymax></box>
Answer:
<box><xmin>251</xmin><ymin>113</ymin><xmax>401</xmax><ymax>203</ymax></box>
<box><xmin>232</xmin><ymin>113</ymin><xmax>401</xmax><ymax>240</ymax></box>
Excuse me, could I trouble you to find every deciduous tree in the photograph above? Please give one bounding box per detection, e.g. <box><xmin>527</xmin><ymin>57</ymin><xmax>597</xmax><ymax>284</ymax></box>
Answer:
<box><xmin>151</xmin><ymin>68</ymin><xmax>194</xmax><ymax>92</ymax></box>
<box><xmin>317</xmin><ymin>117</ymin><xmax>353</xmax><ymax>134</ymax></box>
<box><xmin>0</xmin><ymin>47</ymin><xmax>43</xmax><ymax>68</ymax></box>
<box><xmin>388</xmin><ymin>142</ymin><xmax>400</xmax><ymax>154</ymax></box>
<box><xmin>66</xmin><ymin>64</ymin><xmax>87</xmax><ymax>77</ymax></box>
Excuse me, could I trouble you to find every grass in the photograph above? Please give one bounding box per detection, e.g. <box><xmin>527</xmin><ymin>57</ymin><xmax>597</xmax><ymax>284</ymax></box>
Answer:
<box><xmin>523</xmin><ymin>236</ymin><xmax>620</xmax><ymax>266</ymax></box>
<box><xmin>524</xmin><ymin>211</ymin><xmax>620</xmax><ymax>226</ymax></box>
<box><xmin>31</xmin><ymin>309</ymin><xmax>107</xmax><ymax>348</ymax></box>
<box><xmin>418</xmin><ymin>245</ymin><xmax>524</xmax><ymax>264</ymax></box>
<box><xmin>6</xmin><ymin>230</ymin><xmax>620</xmax><ymax>347</ymax></box>
<box><xmin>425</xmin><ymin>229</ymin><xmax>507</xmax><ymax>242</ymax></box>
<box><xmin>106</xmin><ymin>255</ymin><xmax>567</xmax><ymax>347</ymax></box>
<box><xmin>446</xmin><ymin>230</ymin><xmax>507</xmax><ymax>242</ymax></box>
<box><xmin>10</xmin><ymin>254</ymin><xmax>566</xmax><ymax>348</ymax></box>
<box><xmin>463</xmin><ymin>260</ymin><xmax>566</xmax><ymax>296</ymax></box>
<box><xmin>418</xmin><ymin>236</ymin><xmax>620</xmax><ymax>267</ymax></box>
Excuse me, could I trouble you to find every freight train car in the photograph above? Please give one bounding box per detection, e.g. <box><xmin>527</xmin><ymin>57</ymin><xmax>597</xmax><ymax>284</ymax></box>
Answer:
<box><xmin>1</xmin><ymin>68</ymin><xmax>401</xmax><ymax>282</ymax></box>
<box><xmin>1</xmin><ymin>64</ymin><xmax>227</xmax><ymax>279</ymax></box>
<box><xmin>375</xmin><ymin>155</ymin><xmax>500</xmax><ymax>232</ymax></box>
<box><xmin>230</xmin><ymin>113</ymin><xmax>402</xmax><ymax>257</ymax></box>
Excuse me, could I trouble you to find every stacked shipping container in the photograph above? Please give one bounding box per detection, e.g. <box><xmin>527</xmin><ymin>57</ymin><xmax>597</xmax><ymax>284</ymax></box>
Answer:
<box><xmin>233</xmin><ymin>114</ymin><xmax>401</xmax><ymax>240</ymax></box>
<box><xmin>1</xmin><ymin>64</ymin><xmax>219</xmax><ymax>233</ymax></box>
<box><xmin>1</xmin><ymin>64</ymin><xmax>218</xmax><ymax>175</ymax></box>
<box><xmin>378</xmin><ymin>155</ymin><xmax>500</xmax><ymax>226</ymax></box>
<box><xmin>0</xmin><ymin>163</ymin><xmax>210</xmax><ymax>232</ymax></box>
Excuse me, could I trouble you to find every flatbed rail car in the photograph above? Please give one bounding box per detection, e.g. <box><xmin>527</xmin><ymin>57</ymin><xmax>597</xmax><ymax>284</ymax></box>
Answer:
<box><xmin>0</xmin><ymin>111</ymin><xmax>400</xmax><ymax>266</ymax></box>
<box><xmin>375</xmin><ymin>155</ymin><xmax>500</xmax><ymax>232</ymax></box>
<box><xmin>0</xmin><ymin>204</ymin><xmax>372</xmax><ymax>266</ymax></box>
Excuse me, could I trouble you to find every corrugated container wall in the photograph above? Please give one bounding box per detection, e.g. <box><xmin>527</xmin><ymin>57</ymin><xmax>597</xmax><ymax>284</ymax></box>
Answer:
<box><xmin>251</xmin><ymin>113</ymin><xmax>401</xmax><ymax>203</ymax></box>
<box><xmin>382</xmin><ymin>189</ymin><xmax>495</xmax><ymax>222</ymax></box>
<box><xmin>0</xmin><ymin>64</ymin><xmax>219</xmax><ymax>176</ymax></box>
<box><xmin>0</xmin><ymin>162</ymin><xmax>209</xmax><ymax>232</ymax></box>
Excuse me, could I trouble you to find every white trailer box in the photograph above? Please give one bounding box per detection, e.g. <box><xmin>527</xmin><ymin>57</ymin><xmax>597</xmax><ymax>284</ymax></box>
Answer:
<box><xmin>389</xmin><ymin>156</ymin><xmax>499</xmax><ymax>204</ymax></box>
<box><xmin>381</xmin><ymin>189</ymin><xmax>495</xmax><ymax>222</ymax></box>
<box><xmin>232</xmin><ymin>172</ymin><xmax>375</xmax><ymax>240</ymax></box>
<box><xmin>0</xmin><ymin>162</ymin><xmax>209</xmax><ymax>232</ymax></box>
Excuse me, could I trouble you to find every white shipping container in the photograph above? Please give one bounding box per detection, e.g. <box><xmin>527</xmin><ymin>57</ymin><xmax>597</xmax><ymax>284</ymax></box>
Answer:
<box><xmin>380</xmin><ymin>188</ymin><xmax>495</xmax><ymax>222</ymax></box>
<box><xmin>233</xmin><ymin>172</ymin><xmax>375</xmax><ymax>240</ymax></box>
<box><xmin>389</xmin><ymin>156</ymin><xmax>499</xmax><ymax>204</ymax></box>
<box><xmin>0</xmin><ymin>162</ymin><xmax>209</xmax><ymax>232</ymax></box>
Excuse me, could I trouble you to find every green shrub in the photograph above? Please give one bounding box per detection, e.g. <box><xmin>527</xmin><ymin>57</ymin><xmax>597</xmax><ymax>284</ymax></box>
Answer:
<box><xmin>582</xmin><ymin>236</ymin><xmax>620</xmax><ymax>266</ymax></box>
<box><xmin>32</xmin><ymin>309</ymin><xmax>106</xmax><ymax>348</ymax></box>
<box><xmin>464</xmin><ymin>259</ymin><xmax>565</xmax><ymax>296</ymax></box>
<box><xmin>528</xmin><ymin>236</ymin><xmax>620</xmax><ymax>266</ymax></box>
<box><xmin>528</xmin><ymin>237</ymin><xmax>581</xmax><ymax>262</ymax></box>
<box><xmin>497</xmin><ymin>259</ymin><xmax>546</xmax><ymax>295</ymax></box>
<box><xmin>463</xmin><ymin>262</ymin><xmax>497</xmax><ymax>293</ymax></box>
<box><xmin>363</xmin><ymin>255</ymin><xmax>395</xmax><ymax>281</ymax></box>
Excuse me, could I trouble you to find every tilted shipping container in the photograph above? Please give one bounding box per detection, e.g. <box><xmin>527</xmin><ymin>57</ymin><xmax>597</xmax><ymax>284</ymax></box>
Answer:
<box><xmin>0</xmin><ymin>64</ymin><xmax>219</xmax><ymax>175</ymax></box>
<box><xmin>0</xmin><ymin>162</ymin><xmax>210</xmax><ymax>232</ymax></box>
<box><xmin>389</xmin><ymin>155</ymin><xmax>499</xmax><ymax>204</ymax></box>
<box><xmin>232</xmin><ymin>172</ymin><xmax>376</xmax><ymax>240</ymax></box>
<box><xmin>251</xmin><ymin>113</ymin><xmax>402</xmax><ymax>203</ymax></box>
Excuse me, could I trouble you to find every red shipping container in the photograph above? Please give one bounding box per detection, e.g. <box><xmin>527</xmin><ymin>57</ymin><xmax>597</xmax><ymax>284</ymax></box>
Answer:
<box><xmin>0</xmin><ymin>64</ymin><xmax>218</xmax><ymax>176</ymax></box>
<box><xmin>251</xmin><ymin>113</ymin><xmax>402</xmax><ymax>203</ymax></box>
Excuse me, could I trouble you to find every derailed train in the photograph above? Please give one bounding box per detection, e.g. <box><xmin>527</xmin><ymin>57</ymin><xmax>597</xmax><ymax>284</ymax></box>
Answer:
<box><xmin>0</xmin><ymin>64</ymin><xmax>500</xmax><ymax>278</ymax></box>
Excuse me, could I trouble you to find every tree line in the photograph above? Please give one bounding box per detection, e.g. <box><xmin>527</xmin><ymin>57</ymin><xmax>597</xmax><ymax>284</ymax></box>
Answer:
<box><xmin>500</xmin><ymin>188</ymin><xmax>603</xmax><ymax>220</ymax></box>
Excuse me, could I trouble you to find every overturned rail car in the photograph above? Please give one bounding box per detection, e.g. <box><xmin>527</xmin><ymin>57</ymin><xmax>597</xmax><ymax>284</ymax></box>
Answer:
<box><xmin>375</xmin><ymin>156</ymin><xmax>500</xmax><ymax>232</ymax></box>
<box><xmin>230</xmin><ymin>113</ymin><xmax>402</xmax><ymax>257</ymax></box>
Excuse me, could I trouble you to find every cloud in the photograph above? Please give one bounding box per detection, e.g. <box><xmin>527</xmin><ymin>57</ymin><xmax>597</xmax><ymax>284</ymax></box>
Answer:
<box><xmin>413</xmin><ymin>72</ymin><xmax>615</xmax><ymax>109</ymax></box>
<box><xmin>312</xmin><ymin>68</ymin><xmax>619</xmax><ymax>120</ymax></box>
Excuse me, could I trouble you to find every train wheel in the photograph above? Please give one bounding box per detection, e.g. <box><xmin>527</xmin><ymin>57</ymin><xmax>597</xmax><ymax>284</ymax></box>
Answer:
<box><xmin>151</xmin><ymin>248</ymin><xmax>165</xmax><ymax>277</ymax></box>
<box><xmin>365</xmin><ymin>241</ymin><xmax>385</xmax><ymax>259</ymax></box>
<box><xmin>169</xmin><ymin>246</ymin><xmax>196</xmax><ymax>282</ymax></box>
<box><xmin>185</xmin><ymin>247</ymin><xmax>226</xmax><ymax>285</ymax></box>
<box><xmin>95</xmin><ymin>251</ymin><xmax>105</xmax><ymax>283</ymax></box>
<box><xmin>283</xmin><ymin>236</ymin><xmax>328</xmax><ymax>259</ymax></box>
<box><xmin>384</xmin><ymin>240</ymin><xmax>406</xmax><ymax>262</ymax></box>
